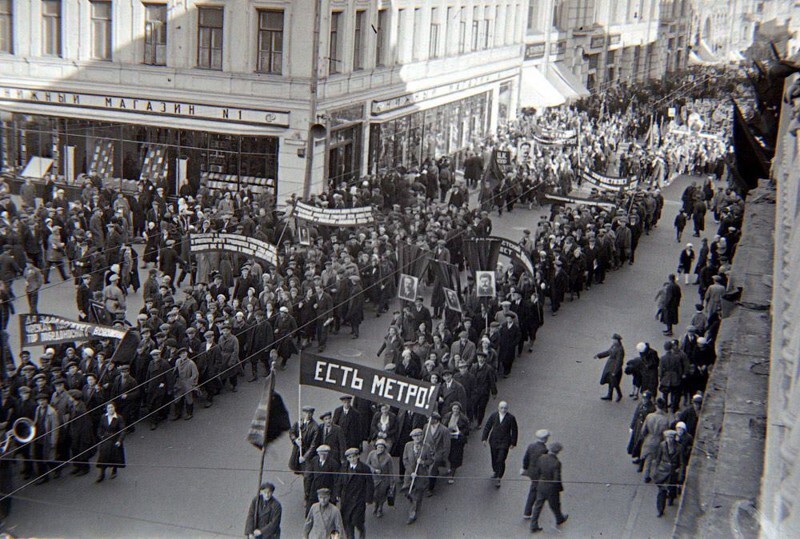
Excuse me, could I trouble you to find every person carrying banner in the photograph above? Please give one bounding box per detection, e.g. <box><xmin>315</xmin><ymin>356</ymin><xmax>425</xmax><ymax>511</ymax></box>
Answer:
<box><xmin>245</xmin><ymin>481</ymin><xmax>282</xmax><ymax>539</ymax></box>
<box><xmin>401</xmin><ymin>428</ymin><xmax>434</xmax><ymax>525</ymax></box>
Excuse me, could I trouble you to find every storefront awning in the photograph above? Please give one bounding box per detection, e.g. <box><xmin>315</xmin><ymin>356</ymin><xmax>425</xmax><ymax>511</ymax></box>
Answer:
<box><xmin>21</xmin><ymin>156</ymin><xmax>53</xmax><ymax>179</ymax></box>
<box><xmin>546</xmin><ymin>63</ymin><xmax>590</xmax><ymax>103</ymax></box>
<box><xmin>520</xmin><ymin>67</ymin><xmax>565</xmax><ymax>109</ymax></box>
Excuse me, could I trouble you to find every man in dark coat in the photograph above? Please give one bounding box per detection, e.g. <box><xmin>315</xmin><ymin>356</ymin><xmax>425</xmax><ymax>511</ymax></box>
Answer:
<box><xmin>245</xmin><ymin>310</ymin><xmax>273</xmax><ymax>381</ymax></box>
<box><xmin>497</xmin><ymin>313</ymin><xmax>521</xmax><ymax>377</ymax></box>
<box><xmin>335</xmin><ymin>447</ymin><xmax>374</xmax><ymax>539</ymax></box>
<box><xmin>596</xmin><ymin>333</ymin><xmax>625</xmax><ymax>402</ymax></box>
<box><xmin>332</xmin><ymin>395</ymin><xmax>363</xmax><ymax>450</ymax></box>
<box><xmin>315</xmin><ymin>411</ymin><xmax>347</xmax><ymax>463</ymax></box>
<box><xmin>313</xmin><ymin>286</ymin><xmax>334</xmax><ymax>353</ymax></box>
<box><xmin>303</xmin><ymin>445</ymin><xmax>340</xmax><ymax>513</ymax></box>
<box><xmin>659</xmin><ymin>341</ymin><xmax>685</xmax><ymax>413</ymax></box>
<box><xmin>344</xmin><ymin>275</ymin><xmax>364</xmax><ymax>338</ymax></box>
<box><xmin>661</xmin><ymin>274</ymin><xmax>682</xmax><ymax>336</ymax></box>
<box><xmin>637</xmin><ymin>342</ymin><xmax>660</xmax><ymax>396</ymax></box>
<box><xmin>481</xmin><ymin>400</ymin><xmax>518</xmax><ymax>487</ymax></box>
<box><xmin>144</xmin><ymin>349</ymin><xmax>173</xmax><ymax>429</ymax></box>
<box><xmin>522</xmin><ymin>429</ymin><xmax>550</xmax><ymax>519</ymax></box>
<box><xmin>289</xmin><ymin>406</ymin><xmax>319</xmax><ymax>473</ymax></box>
<box><xmin>245</xmin><ymin>481</ymin><xmax>282</xmax><ymax>539</ymax></box>
<box><xmin>530</xmin><ymin>442</ymin><xmax>568</xmax><ymax>533</ymax></box>
<box><xmin>471</xmin><ymin>353</ymin><xmax>498</xmax><ymax>427</ymax></box>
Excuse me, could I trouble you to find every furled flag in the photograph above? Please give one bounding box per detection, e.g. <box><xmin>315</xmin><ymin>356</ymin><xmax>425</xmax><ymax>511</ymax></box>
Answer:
<box><xmin>247</xmin><ymin>372</ymin><xmax>291</xmax><ymax>450</ymax></box>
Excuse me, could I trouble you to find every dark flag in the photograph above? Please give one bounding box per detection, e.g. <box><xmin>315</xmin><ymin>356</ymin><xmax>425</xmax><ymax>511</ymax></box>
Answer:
<box><xmin>110</xmin><ymin>330</ymin><xmax>140</xmax><ymax>366</ymax></box>
<box><xmin>462</xmin><ymin>237</ymin><xmax>502</xmax><ymax>273</ymax></box>
<box><xmin>732</xmin><ymin>102</ymin><xmax>771</xmax><ymax>193</ymax></box>
<box><xmin>397</xmin><ymin>241</ymin><xmax>431</xmax><ymax>278</ymax></box>
<box><xmin>247</xmin><ymin>373</ymin><xmax>291</xmax><ymax>450</ymax></box>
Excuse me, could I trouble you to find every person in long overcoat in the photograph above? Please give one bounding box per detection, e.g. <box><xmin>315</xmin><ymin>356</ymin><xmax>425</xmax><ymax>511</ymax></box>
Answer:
<box><xmin>370</xmin><ymin>404</ymin><xmax>398</xmax><ymax>449</ymax></box>
<box><xmin>144</xmin><ymin>349</ymin><xmax>173</xmax><ymax>428</ymax></box>
<box><xmin>289</xmin><ymin>407</ymin><xmax>319</xmax><ymax>473</ymax></box>
<box><xmin>677</xmin><ymin>244</ymin><xmax>696</xmax><ymax>284</ymax></box>
<box><xmin>639</xmin><ymin>398</ymin><xmax>672</xmax><ymax>481</ymax></box>
<box><xmin>653</xmin><ymin>430</ymin><xmax>684</xmax><ymax>517</ymax></box>
<box><xmin>638</xmin><ymin>342</ymin><xmax>661</xmax><ymax>396</ymax></box>
<box><xmin>344</xmin><ymin>275</ymin><xmax>364</xmax><ymax>338</ymax></box>
<box><xmin>95</xmin><ymin>402</ymin><xmax>126</xmax><ymax>482</ymax></box>
<box><xmin>273</xmin><ymin>307</ymin><xmax>298</xmax><ymax>368</ymax></box>
<box><xmin>303</xmin><ymin>446</ymin><xmax>340</xmax><ymax>512</ymax></box>
<box><xmin>596</xmin><ymin>333</ymin><xmax>625</xmax><ymax>401</ymax></box>
<box><xmin>335</xmin><ymin>448</ymin><xmax>374</xmax><ymax>539</ymax></box>
<box><xmin>627</xmin><ymin>390</ymin><xmax>656</xmax><ymax>460</ymax></box>
<box><xmin>660</xmin><ymin>274</ymin><xmax>682</xmax><ymax>336</ymax></box>
<box><xmin>68</xmin><ymin>391</ymin><xmax>96</xmax><ymax>476</ymax></box>
<box><xmin>245</xmin><ymin>482</ymin><xmax>282</xmax><ymax>539</ymax></box>
<box><xmin>365</xmin><ymin>439</ymin><xmax>395</xmax><ymax>517</ymax></box>
<box><xmin>218</xmin><ymin>323</ymin><xmax>241</xmax><ymax>391</ymax></box>
<box><xmin>401</xmin><ymin>429</ymin><xmax>434</xmax><ymax>524</ymax></box>
<box><xmin>442</xmin><ymin>402</ymin><xmax>470</xmax><ymax>482</ymax></box>
<box><xmin>303</xmin><ymin>489</ymin><xmax>344</xmax><ymax>539</ymax></box>
<box><xmin>332</xmin><ymin>396</ymin><xmax>363</xmax><ymax>450</ymax></box>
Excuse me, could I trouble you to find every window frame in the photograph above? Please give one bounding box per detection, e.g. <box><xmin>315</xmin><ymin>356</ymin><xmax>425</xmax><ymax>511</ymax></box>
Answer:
<box><xmin>256</xmin><ymin>9</ymin><xmax>284</xmax><ymax>74</ymax></box>
<box><xmin>197</xmin><ymin>6</ymin><xmax>224</xmax><ymax>70</ymax></box>
<box><xmin>375</xmin><ymin>8</ymin><xmax>388</xmax><ymax>67</ymax></box>
<box><xmin>90</xmin><ymin>1</ymin><xmax>113</xmax><ymax>61</ymax></box>
<box><xmin>41</xmin><ymin>0</ymin><xmax>62</xmax><ymax>57</ymax></box>
<box><xmin>143</xmin><ymin>3</ymin><xmax>167</xmax><ymax>66</ymax></box>
<box><xmin>353</xmin><ymin>9</ymin><xmax>365</xmax><ymax>71</ymax></box>
<box><xmin>0</xmin><ymin>0</ymin><xmax>12</xmax><ymax>54</ymax></box>
<box><xmin>329</xmin><ymin>10</ymin><xmax>342</xmax><ymax>74</ymax></box>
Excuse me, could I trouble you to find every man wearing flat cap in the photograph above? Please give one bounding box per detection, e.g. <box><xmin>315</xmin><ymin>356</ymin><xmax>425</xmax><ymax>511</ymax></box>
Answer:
<box><xmin>315</xmin><ymin>411</ymin><xmax>346</xmax><ymax>463</ymax></box>
<box><xmin>522</xmin><ymin>429</ymin><xmax>551</xmax><ymax>519</ymax></box>
<box><xmin>66</xmin><ymin>389</ymin><xmax>95</xmax><ymax>477</ymax></box>
<box><xmin>303</xmin><ymin>445</ymin><xmax>340</xmax><ymax>514</ymax></box>
<box><xmin>32</xmin><ymin>391</ymin><xmax>59</xmax><ymax>484</ymax></box>
<box><xmin>336</xmin><ymin>447</ymin><xmax>374</xmax><ymax>539</ymax></box>
<box><xmin>401</xmin><ymin>427</ymin><xmax>434</xmax><ymax>524</ymax></box>
<box><xmin>289</xmin><ymin>406</ymin><xmax>319</xmax><ymax>473</ymax></box>
<box><xmin>595</xmin><ymin>333</ymin><xmax>625</xmax><ymax>402</ymax></box>
<box><xmin>303</xmin><ymin>487</ymin><xmax>344</xmax><ymax>539</ymax></box>
<box><xmin>333</xmin><ymin>395</ymin><xmax>364</xmax><ymax>452</ymax></box>
<box><xmin>171</xmin><ymin>347</ymin><xmax>198</xmax><ymax>421</ymax></box>
<box><xmin>144</xmin><ymin>349</ymin><xmax>172</xmax><ymax>430</ymax></box>
<box><xmin>245</xmin><ymin>481</ymin><xmax>282</xmax><ymax>539</ymax></box>
<box><xmin>530</xmin><ymin>442</ymin><xmax>568</xmax><ymax>532</ymax></box>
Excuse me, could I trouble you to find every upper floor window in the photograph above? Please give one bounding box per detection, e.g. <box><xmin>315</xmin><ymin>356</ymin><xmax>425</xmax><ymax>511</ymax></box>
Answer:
<box><xmin>257</xmin><ymin>9</ymin><xmax>283</xmax><ymax>74</ymax></box>
<box><xmin>42</xmin><ymin>0</ymin><xmax>62</xmax><ymax>57</ymax></box>
<box><xmin>91</xmin><ymin>1</ymin><xmax>113</xmax><ymax>61</ymax></box>
<box><xmin>197</xmin><ymin>6</ymin><xmax>223</xmax><ymax>70</ymax></box>
<box><xmin>144</xmin><ymin>3</ymin><xmax>167</xmax><ymax>66</ymax></box>
<box><xmin>353</xmin><ymin>10</ymin><xmax>365</xmax><ymax>70</ymax></box>
<box><xmin>0</xmin><ymin>0</ymin><xmax>12</xmax><ymax>54</ymax></box>
<box><xmin>376</xmin><ymin>9</ymin><xmax>388</xmax><ymax>66</ymax></box>
<box><xmin>329</xmin><ymin>11</ymin><xmax>342</xmax><ymax>74</ymax></box>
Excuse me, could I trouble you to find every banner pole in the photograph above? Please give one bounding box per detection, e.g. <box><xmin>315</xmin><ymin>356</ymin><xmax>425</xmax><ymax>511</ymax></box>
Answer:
<box><xmin>254</xmin><ymin>363</ymin><xmax>277</xmax><ymax>513</ymax></box>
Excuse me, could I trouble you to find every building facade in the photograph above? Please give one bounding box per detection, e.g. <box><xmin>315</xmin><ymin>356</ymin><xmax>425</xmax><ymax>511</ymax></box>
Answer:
<box><xmin>0</xmin><ymin>0</ymin><xmax>524</xmax><ymax>203</ymax></box>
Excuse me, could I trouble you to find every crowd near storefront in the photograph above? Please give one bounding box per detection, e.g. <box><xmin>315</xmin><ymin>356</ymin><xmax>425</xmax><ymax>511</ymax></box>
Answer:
<box><xmin>0</xmin><ymin>67</ymin><xmax>748</xmax><ymax>536</ymax></box>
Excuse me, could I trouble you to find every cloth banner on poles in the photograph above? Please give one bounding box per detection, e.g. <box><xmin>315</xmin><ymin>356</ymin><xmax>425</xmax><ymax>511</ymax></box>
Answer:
<box><xmin>397</xmin><ymin>242</ymin><xmax>431</xmax><ymax>279</ymax></box>
<box><xmin>532</xmin><ymin>129</ymin><xmax>578</xmax><ymax>146</ymax></box>
<box><xmin>493</xmin><ymin>237</ymin><xmax>536</xmax><ymax>277</ymax></box>
<box><xmin>190</xmin><ymin>233</ymin><xmax>279</xmax><ymax>268</ymax></box>
<box><xmin>580</xmin><ymin>168</ymin><xmax>638</xmax><ymax>191</ymax></box>
<box><xmin>432</xmin><ymin>259</ymin><xmax>461</xmax><ymax>298</ymax></box>
<box><xmin>300</xmin><ymin>352</ymin><xmax>438</xmax><ymax>415</ymax></box>
<box><xmin>483</xmin><ymin>149</ymin><xmax>512</xmax><ymax>187</ymax></box>
<box><xmin>544</xmin><ymin>194</ymin><xmax>617</xmax><ymax>210</ymax></box>
<box><xmin>247</xmin><ymin>372</ymin><xmax>291</xmax><ymax>450</ymax></box>
<box><xmin>19</xmin><ymin>314</ymin><xmax>126</xmax><ymax>347</ymax></box>
<box><xmin>293</xmin><ymin>201</ymin><xmax>375</xmax><ymax>227</ymax></box>
<box><xmin>463</xmin><ymin>237</ymin><xmax>502</xmax><ymax>273</ymax></box>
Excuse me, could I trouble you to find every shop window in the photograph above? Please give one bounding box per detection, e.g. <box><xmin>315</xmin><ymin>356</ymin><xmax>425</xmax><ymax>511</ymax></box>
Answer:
<box><xmin>0</xmin><ymin>0</ymin><xmax>11</xmax><ymax>54</ymax></box>
<box><xmin>197</xmin><ymin>7</ymin><xmax>223</xmax><ymax>70</ymax></box>
<box><xmin>42</xmin><ymin>0</ymin><xmax>61</xmax><ymax>57</ymax></box>
<box><xmin>91</xmin><ymin>1</ymin><xmax>112</xmax><ymax>61</ymax></box>
<box><xmin>353</xmin><ymin>10</ymin><xmax>365</xmax><ymax>70</ymax></box>
<box><xmin>329</xmin><ymin>11</ymin><xmax>342</xmax><ymax>74</ymax></box>
<box><xmin>257</xmin><ymin>9</ymin><xmax>283</xmax><ymax>74</ymax></box>
<box><xmin>144</xmin><ymin>3</ymin><xmax>167</xmax><ymax>66</ymax></box>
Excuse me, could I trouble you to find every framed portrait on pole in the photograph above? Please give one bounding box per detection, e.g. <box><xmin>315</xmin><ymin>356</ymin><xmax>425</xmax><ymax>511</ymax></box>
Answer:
<box><xmin>475</xmin><ymin>271</ymin><xmax>496</xmax><ymax>298</ymax></box>
<box><xmin>398</xmin><ymin>274</ymin><xmax>419</xmax><ymax>302</ymax></box>
<box><xmin>443</xmin><ymin>287</ymin><xmax>461</xmax><ymax>312</ymax></box>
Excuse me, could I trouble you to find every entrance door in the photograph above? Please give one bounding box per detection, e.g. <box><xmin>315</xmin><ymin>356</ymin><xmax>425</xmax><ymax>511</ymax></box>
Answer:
<box><xmin>327</xmin><ymin>124</ymin><xmax>361</xmax><ymax>188</ymax></box>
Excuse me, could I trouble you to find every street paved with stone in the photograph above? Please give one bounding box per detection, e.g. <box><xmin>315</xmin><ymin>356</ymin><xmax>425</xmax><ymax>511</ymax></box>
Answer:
<box><xmin>4</xmin><ymin>175</ymin><xmax>712</xmax><ymax>538</ymax></box>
